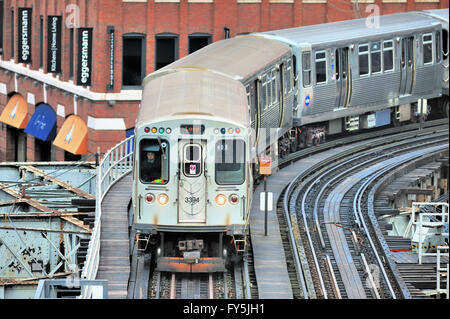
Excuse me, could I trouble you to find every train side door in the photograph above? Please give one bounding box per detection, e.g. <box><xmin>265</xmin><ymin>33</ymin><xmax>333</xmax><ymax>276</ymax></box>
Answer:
<box><xmin>335</xmin><ymin>47</ymin><xmax>351</xmax><ymax>108</ymax></box>
<box><xmin>400</xmin><ymin>36</ymin><xmax>415</xmax><ymax>96</ymax></box>
<box><xmin>178</xmin><ymin>140</ymin><xmax>207</xmax><ymax>223</ymax></box>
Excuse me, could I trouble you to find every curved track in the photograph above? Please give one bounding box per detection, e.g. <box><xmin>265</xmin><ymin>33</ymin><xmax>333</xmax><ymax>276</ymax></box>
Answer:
<box><xmin>281</xmin><ymin>122</ymin><xmax>448</xmax><ymax>299</ymax></box>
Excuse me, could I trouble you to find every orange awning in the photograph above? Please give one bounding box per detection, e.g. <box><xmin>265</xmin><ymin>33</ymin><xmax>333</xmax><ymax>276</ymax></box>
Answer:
<box><xmin>0</xmin><ymin>94</ymin><xmax>29</xmax><ymax>129</ymax></box>
<box><xmin>53</xmin><ymin>115</ymin><xmax>88</xmax><ymax>155</ymax></box>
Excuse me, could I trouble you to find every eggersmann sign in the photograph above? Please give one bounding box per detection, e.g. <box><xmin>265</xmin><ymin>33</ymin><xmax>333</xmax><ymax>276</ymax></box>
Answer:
<box><xmin>18</xmin><ymin>8</ymin><xmax>32</xmax><ymax>64</ymax></box>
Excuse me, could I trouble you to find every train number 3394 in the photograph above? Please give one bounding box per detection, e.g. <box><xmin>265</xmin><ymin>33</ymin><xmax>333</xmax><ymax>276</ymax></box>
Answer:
<box><xmin>185</xmin><ymin>196</ymin><xmax>200</xmax><ymax>205</ymax></box>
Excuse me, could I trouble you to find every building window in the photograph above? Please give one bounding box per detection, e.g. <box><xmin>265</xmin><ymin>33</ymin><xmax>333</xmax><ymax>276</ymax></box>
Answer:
<box><xmin>0</xmin><ymin>1</ymin><xmax>4</xmax><ymax>54</ymax></box>
<box><xmin>422</xmin><ymin>34</ymin><xmax>433</xmax><ymax>65</ymax></box>
<box><xmin>315</xmin><ymin>51</ymin><xmax>326</xmax><ymax>84</ymax></box>
<box><xmin>383</xmin><ymin>40</ymin><xmax>394</xmax><ymax>72</ymax></box>
<box><xmin>371</xmin><ymin>42</ymin><xmax>381</xmax><ymax>74</ymax></box>
<box><xmin>359</xmin><ymin>44</ymin><xmax>369</xmax><ymax>76</ymax></box>
<box><xmin>188</xmin><ymin>33</ymin><xmax>211</xmax><ymax>54</ymax></box>
<box><xmin>123</xmin><ymin>33</ymin><xmax>146</xmax><ymax>87</ymax></box>
<box><xmin>155</xmin><ymin>33</ymin><xmax>178</xmax><ymax>70</ymax></box>
<box><xmin>302</xmin><ymin>52</ymin><xmax>311</xmax><ymax>87</ymax></box>
<box><xmin>10</xmin><ymin>8</ymin><xmax>14</xmax><ymax>59</ymax></box>
<box><xmin>69</xmin><ymin>28</ymin><xmax>74</xmax><ymax>80</ymax></box>
<box><xmin>39</xmin><ymin>16</ymin><xmax>44</xmax><ymax>68</ymax></box>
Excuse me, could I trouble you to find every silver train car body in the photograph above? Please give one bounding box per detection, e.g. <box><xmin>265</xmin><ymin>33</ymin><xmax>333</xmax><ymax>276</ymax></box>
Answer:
<box><xmin>132</xmin><ymin>9</ymin><xmax>448</xmax><ymax>272</ymax></box>
<box><xmin>258</xmin><ymin>9</ymin><xmax>448</xmax><ymax>136</ymax></box>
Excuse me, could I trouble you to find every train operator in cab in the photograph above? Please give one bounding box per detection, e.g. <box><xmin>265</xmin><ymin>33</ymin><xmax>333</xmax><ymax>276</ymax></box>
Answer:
<box><xmin>142</xmin><ymin>151</ymin><xmax>162</xmax><ymax>182</ymax></box>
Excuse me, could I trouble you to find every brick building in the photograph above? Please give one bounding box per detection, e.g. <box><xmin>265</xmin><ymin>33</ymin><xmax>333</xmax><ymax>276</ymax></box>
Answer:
<box><xmin>0</xmin><ymin>0</ymin><xmax>448</xmax><ymax>162</ymax></box>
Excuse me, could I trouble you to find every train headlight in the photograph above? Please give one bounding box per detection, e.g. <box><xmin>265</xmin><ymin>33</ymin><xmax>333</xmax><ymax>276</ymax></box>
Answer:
<box><xmin>215</xmin><ymin>194</ymin><xmax>227</xmax><ymax>206</ymax></box>
<box><xmin>145</xmin><ymin>193</ymin><xmax>155</xmax><ymax>203</ymax></box>
<box><xmin>157</xmin><ymin>193</ymin><xmax>169</xmax><ymax>205</ymax></box>
<box><xmin>229</xmin><ymin>194</ymin><xmax>239</xmax><ymax>205</ymax></box>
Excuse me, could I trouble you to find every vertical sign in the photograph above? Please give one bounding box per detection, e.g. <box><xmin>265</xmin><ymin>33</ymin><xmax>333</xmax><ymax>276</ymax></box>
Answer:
<box><xmin>47</xmin><ymin>16</ymin><xmax>62</xmax><ymax>73</ymax></box>
<box><xmin>77</xmin><ymin>28</ymin><xmax>93</xmax><ymax>86</ymax></box>
<box><xmin>18</xmin><ymin>8</ymin><xmax>32</xmax><ymax>64</ymax></box>
<box><xmin>107</xmin><ymin>26</ymin><xmax>115</xmax><ymax>91</ymax></box>
<box><xmin>259</xmin><ymin>157</ymin><xmax>272</xmax><ymax>175</ymax></box>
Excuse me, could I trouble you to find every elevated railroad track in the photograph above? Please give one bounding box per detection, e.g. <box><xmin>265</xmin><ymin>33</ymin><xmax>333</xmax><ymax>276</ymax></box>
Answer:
<box><xmin>280</xmin><ymin>120</ymin><xmax>448</xmax><ymax>299</ymax></box>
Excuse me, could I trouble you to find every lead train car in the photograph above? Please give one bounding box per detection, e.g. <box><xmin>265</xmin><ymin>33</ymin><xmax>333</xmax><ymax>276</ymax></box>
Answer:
<box><xmin>133</xmin><ymin>9</ymin><xmax>449</xmax><ymax>273</ymax></box>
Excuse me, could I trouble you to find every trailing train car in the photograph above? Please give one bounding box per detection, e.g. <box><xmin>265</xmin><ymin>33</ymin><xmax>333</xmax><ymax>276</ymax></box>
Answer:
<box><xmin>132</xmin><ymin>9</ymin><xmax>449</xmax><ymax>273</ymax></box>
<box><xmin>258</xmin><ymin>10</ymin><xmax>447</xmax><ymax>144</ymax></box>
<box><xmin>418</xmin><ymin>9</ymin><xmax>449</xmax><ymax>118</ymax></box>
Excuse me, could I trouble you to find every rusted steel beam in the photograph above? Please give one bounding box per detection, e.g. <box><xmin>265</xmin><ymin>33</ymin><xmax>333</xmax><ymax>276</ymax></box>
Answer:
<box><xmin>0</xmin><ymin>199</ymin><xmax>28</xmax><ymax>206</ymax></box>
<box><xmin>0</xmin><ymin>182</ymin><xmax>55</xmax><ymax>213</ymax></box>
<box><xmin>19</xmin><ymin>165</ymin><xmax>95</xmax><ymax>199</ymax></box>
<box><xmin>0</xmin><ymin>272</ymin><xmax>72</xmax><ymax>286</ymax></box>
<box><xmin>0</xmin><ymin>225</ymin><xmax>91</xmax><ymax>235</ymax></box>
<box><xmin>0</xmin><ymin>182</ymin><xmax>91</xmax><ymax>231</ymax></box>
<box><xmin>0</xmin><ymin>212</ymin><xmax>92</xmax><ymax>218</ymax></box>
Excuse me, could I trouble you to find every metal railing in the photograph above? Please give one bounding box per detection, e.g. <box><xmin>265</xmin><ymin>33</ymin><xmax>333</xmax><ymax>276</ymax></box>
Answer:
<box><xmin>436</xmin><ymin>246</ymin><xmax>449</xmax><ymax>299</ymax></box>
<box><xmin>405</xmin><ymin>202</ymin><xmax>449</xmax><ymax>264</ymax></box>
<box><xmin>80</xmin><ymin>136</ymin><xmax>135</xmax><ymax>298</ymax></box>
<box><xmin>35</xmin><ymin>279</ymin><xmax>108</xmax><ymax>299</ymax></box>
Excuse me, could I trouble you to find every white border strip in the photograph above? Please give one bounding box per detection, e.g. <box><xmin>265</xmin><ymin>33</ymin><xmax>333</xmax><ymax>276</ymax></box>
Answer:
<box><xmin>0</xmin><ymin>59</ymin><xmax>142</xmax><ymax>101</ymax></box>
<box><xmin>87</xmin><ymin>116</ymin><xmax>126</xmax><ymax>130</ymax></box>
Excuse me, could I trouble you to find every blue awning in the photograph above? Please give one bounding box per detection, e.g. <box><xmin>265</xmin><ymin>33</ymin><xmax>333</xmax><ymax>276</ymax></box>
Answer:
<box><xmin>24</xmin><ymin>104</ymin><xmax>57</xmax><ymax>141</ymax></box>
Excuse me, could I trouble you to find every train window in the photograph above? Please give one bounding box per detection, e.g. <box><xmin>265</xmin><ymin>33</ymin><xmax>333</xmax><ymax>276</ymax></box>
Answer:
<box><xmin>245</xmin><ymin>85</ymin><xmax>251</xmax><ymax>110</ymax></box>
<box><xmin>443</xmin><ymin>29</ymin><xmax>449</xmax><ymax>61</ymax></box>
<box><xmin>423</xmin><ymin>33</ymin><xmax>433</xmax><ymax>65</ymax></box>
<box><xmin>215</xmin><ymin>139</ymin><xmax>245</xmax><ymax>185</ymax></box>
<box><xmin>139</xmin><ymin>139</ymin><xmax>169</xmax><ymax>184</ymax></box>
<box><xmin>261</xmin><ymin>76</ymin><xmax>267</xmax><ymax>110</ymax></box>
<box><xmin>383</xmin><ymin>40</ymin><xmax>394</xmax><ymax>72</ymax></box>
<box><xmin>436</xmin><ymin>31</ymin><xmax>441</xmax><ymax>63</ymax></box>
<box><xmin>302</xmin><ymin>52</ymin><xmax>311</xmax><ymax>87</ymax></box>
<box><xmin>264</xmin><ymin>73</ymin><xmax>271</xmax><ymax>109</ymax></box>
<box><xmin>289</xmin><ymin>58</ymin><xmax>294</xmax><ymax>91</ymax></box>
<box><xmin>358</xmin><ymin>44</ymin><xmax>369</xmax><ymax>76</ymax></box>
<box><xmin>315</xmin><ymin>51</ymin><xmax>327</xmax><ymax>84</ymax></box>
<box><xmin>183</xmin><ymin>144</ymin><xmax>202</xmax><ymax>177</ymax></box>
<box><xmin>271</xmin><ymin>70</ymin><xmax>277</xmax><ymax>104</ymax></box>
<box><xmin>335</xmin><ymin>49</ymin><xmax>340</xmax><ymax>80</ymax></box>
<box><xmin>371</xmin><ymin>42</ymin><xmax>381</xmax><ymax>74</ymax></box>
<box><xmin>286</xmin><ymin>59</ymin><xmax>292</xmax><ymax>92</ymax></box>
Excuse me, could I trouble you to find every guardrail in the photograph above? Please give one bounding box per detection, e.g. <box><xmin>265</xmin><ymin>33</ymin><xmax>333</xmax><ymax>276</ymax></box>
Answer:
<box><xmin>80</xmin><ymin>135</ymin><xmax>135</xmax><ymax>298</ymax></box>
<box><xmin>35</xmin><ymin>279</ymin><xmax>108</xmax><ymax>299</ymax></box>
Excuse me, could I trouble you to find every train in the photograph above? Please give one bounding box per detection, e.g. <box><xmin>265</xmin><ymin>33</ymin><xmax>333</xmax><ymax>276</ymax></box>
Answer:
<box><xmin>132</xmin><ymin>9</ymin><xmax>449</xmax><ymax>273</ymax></box>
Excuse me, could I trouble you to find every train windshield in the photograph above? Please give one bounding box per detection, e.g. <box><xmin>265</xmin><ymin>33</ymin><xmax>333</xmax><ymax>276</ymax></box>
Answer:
<box><xmin>215</xmin><ymin>139</ymin><xmax>245</xmax><ymax>185</ymax></box>
<box><xmin>139</xmin><ymin>139</ymin><xmax>169</xmax><ymax>184</ymax></box>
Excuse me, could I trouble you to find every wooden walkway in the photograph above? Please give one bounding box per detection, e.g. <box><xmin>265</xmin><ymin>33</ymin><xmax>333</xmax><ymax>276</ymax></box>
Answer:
<box><xmin>96</xmin><ymin>173</ymin><xmax>132</xmax><ymax>299</ymax></box>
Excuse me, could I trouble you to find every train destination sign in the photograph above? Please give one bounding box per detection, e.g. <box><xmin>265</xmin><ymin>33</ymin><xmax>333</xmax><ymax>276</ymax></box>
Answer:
<box><xmin>180</xmin><ymin>124</ymin><xmax>205</xmax><ymax>135</ymax></box>
<box><xmin>259</xmin><ymin>157</ymin><xmax>271</xmax><ymax>175</ymax></box>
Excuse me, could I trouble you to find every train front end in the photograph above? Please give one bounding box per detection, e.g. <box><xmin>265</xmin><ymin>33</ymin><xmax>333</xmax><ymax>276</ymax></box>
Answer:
<box><xmin>133</xmin><ymin>69</ymin><xmax>252</xmax><ymax>272</ymax></box>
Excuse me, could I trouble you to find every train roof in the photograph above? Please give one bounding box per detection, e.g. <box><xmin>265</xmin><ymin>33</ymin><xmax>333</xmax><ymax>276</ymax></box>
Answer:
<box><xmin>418</xmin><ymin>9</ymin><xmax>449</xmax><ymax>24</ymax></box>
<box><xmin>258</xmin><ymin>11</ymin><xmax>442</xmax><ymax>48</ymax></box>
<box><xmin>137</xmin><ymin>69</ymin><xmax>249</xmax><ymax>128</ymax></box>
<box><xmin>152</xmin><ymin>35</ymin><xmax>290</xmax><ymax>82</ymax></box>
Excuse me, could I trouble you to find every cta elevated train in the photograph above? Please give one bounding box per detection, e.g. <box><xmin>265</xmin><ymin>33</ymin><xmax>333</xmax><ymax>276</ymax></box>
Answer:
<box><xmin>132</xmin><ymin>9</ymin><xmax>449</xmax><ymax>273</ymax></box>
